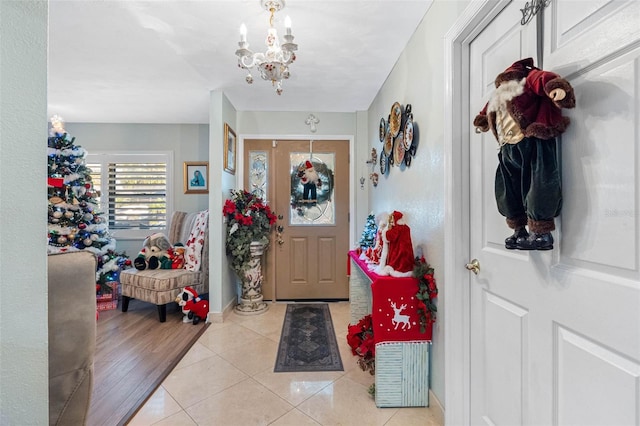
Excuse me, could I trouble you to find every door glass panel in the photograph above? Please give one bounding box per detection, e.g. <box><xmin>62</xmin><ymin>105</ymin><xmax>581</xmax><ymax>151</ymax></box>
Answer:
<box><xmin>248</xmin><ymin>151</ymin><xmax>268</xmax><ymax>200</ymax></box>
<box><xmin>289</xmin><ymin>152</ymin><xmax>335</xmax><ymax>225</ymax></box>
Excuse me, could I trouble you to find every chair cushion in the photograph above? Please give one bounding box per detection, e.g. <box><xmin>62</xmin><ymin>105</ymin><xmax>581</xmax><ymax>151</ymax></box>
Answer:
<box><xmin>120</xmin><ymin>269</ymin><xmax>201</xmax><ymax>291</ymax></box>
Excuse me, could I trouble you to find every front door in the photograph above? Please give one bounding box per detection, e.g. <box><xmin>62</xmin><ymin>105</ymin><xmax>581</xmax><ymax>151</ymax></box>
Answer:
<box><xmin>468</xmin><ymin>1</ymin><xmax>640</xmax><ymax>425</ymax></box>
<box><xmin>244</xmin><ymin>138</ymin><xmax>350</xmax><ymax>300</ymax></box>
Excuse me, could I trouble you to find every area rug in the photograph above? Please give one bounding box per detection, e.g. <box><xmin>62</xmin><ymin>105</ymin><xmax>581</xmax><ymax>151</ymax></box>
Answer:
<box><xmin>275</xmin><ymin>303</ymin><xmax>344</xmax><ymax>372</ymax></box>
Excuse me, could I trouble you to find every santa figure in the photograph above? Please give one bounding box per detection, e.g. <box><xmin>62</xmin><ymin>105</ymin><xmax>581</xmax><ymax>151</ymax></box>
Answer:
<box><xmin>361</xmin><ymin>217</ymin><xmax>387</xmax><ymax>265</ymax></box>
<box><xmin>375</xmin><ymin>211</ymin><xmax>415</xmax><ymax>277</ymax></box>
<box><xmin>297</xmin><ymin>160</ymin><xmax>322</xmax><ymax>201</ymax></box>
<box><xmin>474</xmin><ymin>58</ymin><xmax>575</xmax><ymax>250</ymax></box>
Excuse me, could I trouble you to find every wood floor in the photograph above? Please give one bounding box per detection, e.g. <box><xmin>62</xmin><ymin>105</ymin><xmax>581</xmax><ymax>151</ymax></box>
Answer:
<box><xmin>89</xmin><ymin>299</ymin><xmax>209</xmax><ymax>426</ymax></box>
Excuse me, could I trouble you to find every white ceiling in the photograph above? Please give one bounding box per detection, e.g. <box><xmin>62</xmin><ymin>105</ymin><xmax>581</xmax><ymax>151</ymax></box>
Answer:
<box><xmin>48</xmin><ymin>0</ymin><xmax>432</xmax><ymax>124</ymax></box>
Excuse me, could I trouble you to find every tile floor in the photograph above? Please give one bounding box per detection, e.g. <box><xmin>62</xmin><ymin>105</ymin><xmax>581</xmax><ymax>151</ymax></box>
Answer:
<box><xmin>129</xmin><ymin>302</ymin><xmax>442</xmax><ymax>426</ymax></box>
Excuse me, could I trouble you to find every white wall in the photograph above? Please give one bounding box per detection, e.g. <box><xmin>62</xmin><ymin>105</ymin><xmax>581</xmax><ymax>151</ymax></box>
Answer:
<box><xmin>65</xmin><ymin>123</ymin><xmax>209</xmax><ymax>257</ymax></box>
<box><xmin>367</xmin><ymin>0</ymin><xmax>471</xmax><ymax>409</ymax></box>
<box><xmin>209</xmin><ymin>91</ymin><xmax>238</xmax><ymax>315</ymax></box>
<box><xmin>0</xmin><ymin>1</ymin><xmax>49</xmax><ymax>423</ymax></box>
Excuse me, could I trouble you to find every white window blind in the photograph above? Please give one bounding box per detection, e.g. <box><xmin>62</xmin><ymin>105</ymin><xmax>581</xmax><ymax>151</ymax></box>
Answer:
<box><xmin>87</xmin><ymin>152</ymin><xmax>172</xmax><ymax>238</ymax></box>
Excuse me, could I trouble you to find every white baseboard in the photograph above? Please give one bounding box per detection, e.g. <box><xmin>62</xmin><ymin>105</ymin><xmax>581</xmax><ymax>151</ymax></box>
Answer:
<box><xmin>205</xmin><ymin>299</ymin><xmax>236</xmax><ymax>323</ymax></box>
<box><xmin>429</xmin><ymin>389</ymin><xmax>444</xmax><ymax>425</ymax></box>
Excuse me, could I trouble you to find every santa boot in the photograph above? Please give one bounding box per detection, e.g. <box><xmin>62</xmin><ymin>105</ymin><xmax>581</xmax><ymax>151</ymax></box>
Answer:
<box><xmin>516</xmin><ymin>219</ymin><xmax>555</xmax><ymax>250</ymax></box>
<box><xmin>505</xmin><ymin>216</ymin><xmax>528</xmax><ymax>250</ymax></box>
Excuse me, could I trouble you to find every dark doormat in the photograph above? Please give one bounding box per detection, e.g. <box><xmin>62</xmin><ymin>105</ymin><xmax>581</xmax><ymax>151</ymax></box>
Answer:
<box><xmin>274</xmin><ymin>303</ymin><xmax>344</xmax><ymax>372</ymax></box>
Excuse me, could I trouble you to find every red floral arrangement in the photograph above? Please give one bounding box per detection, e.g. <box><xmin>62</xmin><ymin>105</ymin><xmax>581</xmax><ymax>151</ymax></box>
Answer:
<box><xmin>413</xmin><ymin>255</ymin><xmax>438</xmax><ymax>333</ymax></box>
<box><xmin>223</xmin><ymin>189</ymin><xmax>278</xmax><ymax>274</ymax></box>
<box><xmin>347</xmin><ymin>314</ymin><xmax>376</xmax><ymax>375</ymax></box>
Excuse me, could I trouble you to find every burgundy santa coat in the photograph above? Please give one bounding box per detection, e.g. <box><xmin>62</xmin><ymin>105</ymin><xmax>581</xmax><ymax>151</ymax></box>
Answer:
<box><xmin>384</xmin><ymin>224</ymin><xmax>415</xmax><ymax>274</ymax></box>
<box><xmin>474</xmin><ymin>57</ymin><xmax>575</xmax><ymax>142</ymax></box>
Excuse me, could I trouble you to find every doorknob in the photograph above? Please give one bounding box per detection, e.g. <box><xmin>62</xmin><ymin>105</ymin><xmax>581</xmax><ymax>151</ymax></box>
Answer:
<box><xmin>465</xmin><ymin>259</ymin><xmax>480</xmax><ymax>275</ymax></box>
<box><xmin>276</xmin><ymin>225</ymin><xmax>284</xmax><ymax>245</ymax></box>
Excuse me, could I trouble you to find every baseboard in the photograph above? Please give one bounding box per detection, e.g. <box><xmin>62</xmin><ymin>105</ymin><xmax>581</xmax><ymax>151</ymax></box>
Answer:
<box><xmin>429</xmin><ymin>389</ymin><xmax>444</xmax><ymax>425</ymax></box>
<box><xmin>205</xmin><ymin>299</ymin><xmax>236</xmax><ymax>323</ymax></box>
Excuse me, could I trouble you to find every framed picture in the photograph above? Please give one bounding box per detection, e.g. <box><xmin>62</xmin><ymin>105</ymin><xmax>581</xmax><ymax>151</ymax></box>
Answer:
<box><xmin>224</xmin><ymin>123</ymin><xmax>236</xmax><ymax>175</ymax></box>
<box><xmin>184</xmin><ymin>161</ymin><xmax>209</xmax><ymax>194</ymax></box>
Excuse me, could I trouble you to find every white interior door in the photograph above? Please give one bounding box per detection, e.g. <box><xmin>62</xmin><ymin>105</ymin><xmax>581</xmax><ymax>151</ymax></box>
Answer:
<box><xmin>467</xmin><ymin>1</ymin><xmax>640</xmax><ymax>425</ymax></box>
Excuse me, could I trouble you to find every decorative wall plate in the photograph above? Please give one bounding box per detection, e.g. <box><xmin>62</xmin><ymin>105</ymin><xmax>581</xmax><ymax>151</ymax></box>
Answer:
<box><xmin>379</xmin><ymin>118</ymin><xmax>386</xmax><ymax>142</ymax></box>
<box><xmin>403</xmin><ymin>116</ymin><xmax>413</xmax><ymax>151</ymax></box>
<box><xmin>380</xmin><ymin>152</ymin><xmax>388</xmax><ymax>174</ymax></box>
<box><xmin>394</xmin><ymin>131</ymin><xmax>405</xmax><ymax>166</ymax></box>
<box><xmin>383</xmin><ymin>131</ymin><xmax>393</xmax><ymax>156</ymax></box>
<box><xmin>389</xmin><ymin>102</ymin><xmax>402</xmax><ymax>138</ymax></box>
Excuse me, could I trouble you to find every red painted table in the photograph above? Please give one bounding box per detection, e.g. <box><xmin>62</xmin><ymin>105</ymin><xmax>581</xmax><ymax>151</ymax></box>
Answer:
<box><xmin>348</xmin><ymin>250</ymin><xmax>431</xmax><ymax>407</ymax></box>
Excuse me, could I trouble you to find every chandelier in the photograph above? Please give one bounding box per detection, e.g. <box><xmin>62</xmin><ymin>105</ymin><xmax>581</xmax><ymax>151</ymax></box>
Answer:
<box><xmin>235</xmin><ymin>0</ymin><xmax>298</xmax><ymax>95</ymax></box>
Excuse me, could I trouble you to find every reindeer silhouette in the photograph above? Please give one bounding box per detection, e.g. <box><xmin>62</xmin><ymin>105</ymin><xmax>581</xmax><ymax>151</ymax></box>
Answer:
<box><xmin>390</xmin><ymin>301</ymin><xmax>411</xmax><ymax>330</ymax></box>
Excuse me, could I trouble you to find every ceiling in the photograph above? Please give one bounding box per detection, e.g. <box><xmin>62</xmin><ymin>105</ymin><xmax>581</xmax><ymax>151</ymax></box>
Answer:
<box><xmin>48</xmin><ymin>0</ymin><xmax>432</xmax><ymax>124</ymax></box>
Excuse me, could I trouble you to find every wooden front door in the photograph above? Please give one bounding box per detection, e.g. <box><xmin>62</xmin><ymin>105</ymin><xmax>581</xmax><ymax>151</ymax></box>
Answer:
<box><xmin>467</xmin><ymin>1</ymin><xmax>640</xmax><ymax>425</ymax></box>
<box><xmin>244</xmin><ymin>138</ymin><xmax>350</xmax><ymax>300</ymax></box>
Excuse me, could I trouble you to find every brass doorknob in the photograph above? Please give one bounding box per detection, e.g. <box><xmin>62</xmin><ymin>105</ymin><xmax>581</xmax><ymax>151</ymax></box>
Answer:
<box><xmin>465</xmin><ymin>259</ymin><xmax>480</xmax><ymax>275</ymax></box>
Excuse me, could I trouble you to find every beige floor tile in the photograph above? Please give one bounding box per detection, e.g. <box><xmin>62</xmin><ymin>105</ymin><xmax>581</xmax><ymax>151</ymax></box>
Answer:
<box><xmin>252</xmin><ymin>370</ymin><xmax>343</xmax><ymax>406</ymax></box>
<box><xmin>186</xmin><ymin>378</ymin><xmax>294</xmax><ymax>426</ymax></box>
<box><xmin>343</xmin><ymin>364</ymin><xmax>375</xmax><ymax>388</ymax></box>
<box><xmin>128</xmin><ymin>386</ymin><xmax>182</xmax><ymax>426</ymax></box>
<box><xmin>153</xmin><ymin>410</ymin><xmax>197</xmax><ymax>426</ymax></box>
<box><xmin>162</xmin><ymin>355</ymin><xmax>248</xmax><ymax>408</ymax></box>
<box><xmin>385</xmin><ymin>406</ymin><xmax>442</xmax><ymax>426</ymax></box>
<box><xmin>230</xmin><ymin>308</ymin><xmax>287</xmax><ymax>339</ymax></box>
<box><xmin>197</xmin><ymin>322</ymin><xmax>264</xmax><ymax>354</ymax></box>
<box><xmin>218</xmin><ymin>336</ymin><xmax>278</xmax><ymax>376</ymax></box>
<box><xmin>270</xmin><ymin>408</ymin><xmax>321</xmax><ymax>425</ymax></box>
<box><xmin>135</xmin><ymin>301</ymin><xmax>444</xmax><ymax>426</ymax></box>
<box><xmin>174</xmin><ymin>342</ymin><xmax>216</xmax><ymax>371</ymax></box>
<box><xmin>297</xmin><ymin>376</ymin><xmax>397</xmax><ymax>426</ymax></box>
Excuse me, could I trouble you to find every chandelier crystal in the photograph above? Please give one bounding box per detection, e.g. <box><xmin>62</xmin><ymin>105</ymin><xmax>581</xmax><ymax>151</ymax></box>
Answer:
<box><xmin>235</xmin><ymin>0</ymin><xmax>298</xmax><ymax>95</ymax></box>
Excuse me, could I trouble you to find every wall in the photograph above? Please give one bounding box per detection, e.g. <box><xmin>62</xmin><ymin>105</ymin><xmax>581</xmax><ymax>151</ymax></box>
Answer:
<box><xmin>0</xmin><ymin>1</ymin><xmax>49</xmax><ymax>423</ymax></box>
<box><xmin>367</xmin><ymin>0</ymin><xmax>471</xmax><ymax>409</ymax></box>
<box><xmin>209</xmin><ymin>91</ymin><xmax>238</xmax><ymax>315</ymax></box>
<box><xmin>65</xmin><ymin>123</ymin><xmax>210</xmax><ymax>256</ymax></box>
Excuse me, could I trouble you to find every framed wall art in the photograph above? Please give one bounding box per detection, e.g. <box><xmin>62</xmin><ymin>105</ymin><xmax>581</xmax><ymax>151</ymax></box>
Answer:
<box><xmin>224</xmin><ymin>123</ymin><xmax>237</xmax><ymax>175</ymax></box>
<box><xmin>184</xmin><ymin>161</ymin><xmax>209</xmax><ymax>194</ymax></box>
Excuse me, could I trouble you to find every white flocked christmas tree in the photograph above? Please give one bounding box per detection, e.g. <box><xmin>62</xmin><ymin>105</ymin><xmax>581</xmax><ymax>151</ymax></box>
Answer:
<box><xmin>47</xmin><ymin>115</ymin><xmax>129</xmax><ymax>295</ymax></box>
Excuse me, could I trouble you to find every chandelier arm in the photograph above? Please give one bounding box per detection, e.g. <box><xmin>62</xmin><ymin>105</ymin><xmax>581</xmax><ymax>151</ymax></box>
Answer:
<box><xmin>238</xmin><ymin>55</ymin><xmax>257</xmax><ymax>69</ymax></box>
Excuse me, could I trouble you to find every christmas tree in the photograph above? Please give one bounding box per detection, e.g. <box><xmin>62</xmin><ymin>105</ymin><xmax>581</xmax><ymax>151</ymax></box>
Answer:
<box><xmin>359</xmin><ymin>212</ymin><xmax>378</xmax><ymax>249</ymax></box>
<box><xmin>47</xmin><ymin>115</ymin><xmax>129</xmax><ymax>295</ymax></box>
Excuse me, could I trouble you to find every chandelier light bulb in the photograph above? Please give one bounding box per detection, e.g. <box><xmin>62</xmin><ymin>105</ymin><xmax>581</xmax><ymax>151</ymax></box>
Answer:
<box><xmin>285</xmin><ymin>16</ymin><xmax>292</xmax><ymax>35</ymax></box>
<box><xmin>240</xmin><ymin>23</ymin><xmax>247</xmax><ymax>42</ymax></box>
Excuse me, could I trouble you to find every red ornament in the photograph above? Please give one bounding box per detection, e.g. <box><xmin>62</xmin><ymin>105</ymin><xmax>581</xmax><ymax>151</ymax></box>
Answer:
<box><xmin>78</xmin><ymin>223</ymin><xmax>87</xmax><ymax>230</ymax></box>
<box><xmin>85</xmin><ymin>183</ymin><xmax>91</xmax><ymax>189</ymax></box>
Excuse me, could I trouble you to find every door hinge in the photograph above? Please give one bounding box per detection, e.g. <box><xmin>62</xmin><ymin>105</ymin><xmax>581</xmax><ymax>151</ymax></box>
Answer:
<box><xmin>272</xmin><ymin>140</ymin><xmax>277</xmax><ymax>148</ymax></box>
<box><xmin>348</xmin><ymin>212</ymin><xmax>350</xmax><ymax>222</ymax></box>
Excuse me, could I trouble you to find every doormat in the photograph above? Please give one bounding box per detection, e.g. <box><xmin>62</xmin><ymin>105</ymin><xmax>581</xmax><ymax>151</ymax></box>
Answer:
<box><xmin>274</xmin><ymin>303</ymin><xmax>344</xmax><ymax>372</ymax></box>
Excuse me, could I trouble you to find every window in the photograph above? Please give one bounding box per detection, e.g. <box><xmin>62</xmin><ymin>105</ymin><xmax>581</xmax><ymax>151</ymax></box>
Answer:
<box><xmin>86</xmin><ymin>152</ymin><xmax>173</xmax><ymax>239</ymax></box>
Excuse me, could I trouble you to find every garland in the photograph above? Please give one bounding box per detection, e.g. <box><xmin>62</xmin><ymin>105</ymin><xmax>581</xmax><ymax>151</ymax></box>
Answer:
<box><xmin>413</xmin><ymin>256</ymin><xmax>438</xmax><ymax>333</ymax></box>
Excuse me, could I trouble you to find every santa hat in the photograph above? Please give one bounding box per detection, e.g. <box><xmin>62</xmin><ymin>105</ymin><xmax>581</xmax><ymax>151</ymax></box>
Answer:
<box><xmin>183</xmin><ymin>286</ymin><xmax>200</xmax><ymax>302</ymax></box>
<box><xmin>495</xmin><ymin>57</ymin><xmax>535</xmax><ymax>87</ymax></box>
<box><xmin>305</xmin><ymin>160</ymin><xmax>313</xmax><ymax>169</ymax></box>
<box><xmin>391</xmin><ymin>210</ymin><xmax>405</xmax><ymax>225</ymax></box>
